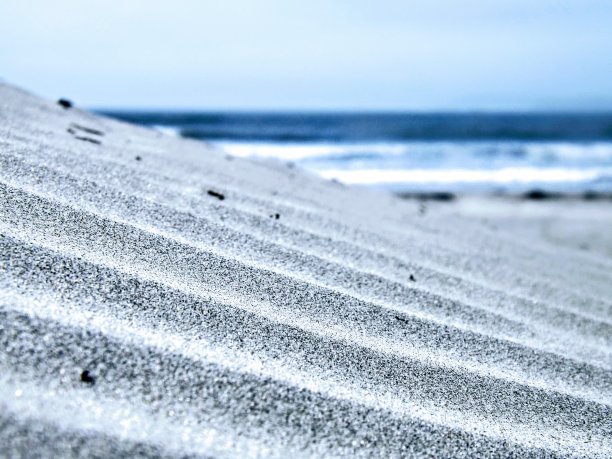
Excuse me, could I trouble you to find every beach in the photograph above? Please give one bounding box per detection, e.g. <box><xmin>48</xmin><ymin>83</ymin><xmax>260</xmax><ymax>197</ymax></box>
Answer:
<box><xmin>1</xmin><ymin>83</ymin><xmax>611</xmax><ymax>457</ymax></box>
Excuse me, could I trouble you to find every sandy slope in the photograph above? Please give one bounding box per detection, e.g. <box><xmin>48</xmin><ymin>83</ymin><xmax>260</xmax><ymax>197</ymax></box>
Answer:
<box><xmin>1</xmin><ymin>83</ymin><xmax>611</xmax><ymax>458</ymax></box>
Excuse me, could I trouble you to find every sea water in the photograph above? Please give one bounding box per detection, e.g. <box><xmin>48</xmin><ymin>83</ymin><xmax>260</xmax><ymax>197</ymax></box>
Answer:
<box><xmin>102</xmin><ymin>112</ymin><xmax>612</xmax><ymax>193</ymax></box>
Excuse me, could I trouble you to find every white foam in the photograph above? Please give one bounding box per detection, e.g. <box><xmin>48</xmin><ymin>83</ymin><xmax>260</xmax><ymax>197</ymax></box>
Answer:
<box><xmin>214</xmin><ymin>141</ymin><xmax>409</xmax><ymax>160</ymax></box>
<box><xmin>153</xmin><ymin>125</ymin><xmax>181</xmax><ymax>137</ymax></box>
<box><xmin>215</xmin><ymin>140</ymin><xmax>612</xmax><ymax>164</ymax></box>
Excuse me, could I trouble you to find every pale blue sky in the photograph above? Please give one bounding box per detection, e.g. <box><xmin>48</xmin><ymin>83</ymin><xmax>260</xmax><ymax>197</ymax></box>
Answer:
<box><xmin>1</xmin><ymin>0</ymin><xmax>612</xmax><ymax>110</ymax></box>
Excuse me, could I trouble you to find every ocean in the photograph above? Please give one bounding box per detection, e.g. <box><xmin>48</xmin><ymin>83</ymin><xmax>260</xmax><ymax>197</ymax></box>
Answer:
<box><xmin>101</xmin><ymin>112</ymin><xmax>612</xmax><ymax>193</ymax></box>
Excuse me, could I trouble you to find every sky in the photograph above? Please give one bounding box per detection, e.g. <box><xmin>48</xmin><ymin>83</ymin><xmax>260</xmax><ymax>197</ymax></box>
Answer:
<box><xmin>1</xmin><ymin>0</ymin><xmax>612</xmax><ymax>110</ymax></box>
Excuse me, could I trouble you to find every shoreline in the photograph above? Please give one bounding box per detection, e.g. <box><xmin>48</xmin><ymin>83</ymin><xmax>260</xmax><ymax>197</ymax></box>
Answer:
<box><xmin>396</xmin><ymin>189</ymin><xmax>612</xmax><ymax>201</ymax></box>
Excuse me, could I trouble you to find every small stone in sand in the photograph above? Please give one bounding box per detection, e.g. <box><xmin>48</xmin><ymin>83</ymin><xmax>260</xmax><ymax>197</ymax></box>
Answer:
<box><xmin>57</xmin><ymin>98</ymin><xmax>73</xmax><ymax>109</ymax></box>
<box><xmin>207</xmin><ymin>190</ymin><xmax>225</xmax><ymax>201</ymax></box>
<box><xmin>80</xmin><ymin>370</ymin><xmax>95</xmax><ymax>385</ymax></box>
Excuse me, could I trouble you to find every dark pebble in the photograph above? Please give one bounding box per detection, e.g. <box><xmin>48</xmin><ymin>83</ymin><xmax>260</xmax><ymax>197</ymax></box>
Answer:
<box><xmin>57</xmin><ymin>98</ymin><xmax>73</xmax><ymax>109</ymax></box>
<box><xmin>207</xmin><ymin>190</ymin><xmax>225</xmax><ymax>200</ymax></box>
<box><xmin>523</xmin><ymin>189</ymin><xmax>561</xmax><ymax>200</ymax></box>
<box><xmin>80</xmin><ymin>370</ymin><xmax>95</xmax><ymax>385</ymax></box>
<box><xmin>398</xmin><ymin>192</ymin><xmax>455</xmax><ymax>201</ymax></box>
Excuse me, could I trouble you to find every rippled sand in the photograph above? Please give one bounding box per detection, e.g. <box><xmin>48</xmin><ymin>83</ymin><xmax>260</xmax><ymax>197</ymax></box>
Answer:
<box><xmin>1</xmin><ymin>83</ymin><xmax>611</xmax><ymax>458</ymax></box>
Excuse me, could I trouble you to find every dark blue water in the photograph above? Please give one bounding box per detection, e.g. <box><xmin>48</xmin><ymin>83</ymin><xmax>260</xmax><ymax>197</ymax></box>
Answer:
<box><xmin>102</xmin><ymin>111</ymin><xmax>612</xmax><ymax>192</ymax></box>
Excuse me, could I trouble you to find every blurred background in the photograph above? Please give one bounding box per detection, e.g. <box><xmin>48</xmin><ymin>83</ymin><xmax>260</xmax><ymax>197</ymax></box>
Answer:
<box><xmin>2</xmin><ymin>0</ymin><xmax>612</xmax><ymax>194</ymax></box>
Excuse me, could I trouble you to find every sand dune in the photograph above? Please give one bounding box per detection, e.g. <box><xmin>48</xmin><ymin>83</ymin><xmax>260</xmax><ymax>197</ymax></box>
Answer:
<box><xmin>1</xmin><ymin>83</ymin><xmax>611</xmax><ymax>458</ymax></box>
